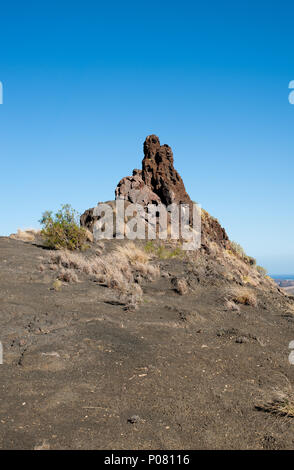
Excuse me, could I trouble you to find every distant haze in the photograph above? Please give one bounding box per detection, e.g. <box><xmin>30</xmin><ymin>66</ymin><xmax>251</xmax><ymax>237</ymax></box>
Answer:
<box><xmin>256</xmin><ymin>255</ymin><xmax>294</xmax><ymax>277</ymax></box>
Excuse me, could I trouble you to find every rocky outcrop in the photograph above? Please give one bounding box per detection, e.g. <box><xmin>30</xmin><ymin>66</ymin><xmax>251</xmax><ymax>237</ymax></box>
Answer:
<box><xmin>80</xmin><ymin>134</ymin><xmax>230</xmax><ymax>249</ymax></box>
<box><xmin>114</xmin><ymin>135</ymin><xmax>191</xmax><ymax>207</ymax></box>
<box><xmin>115</xmin><ymin>169</ymin><xmax>161</xmax><ymax>205</ymax></box>
<box><xmin>201</xmin><ymin>210</ymin><xmax>230</xmax><ymax>250</ymax></box>
<box><xmin>80</xmin><ymin>207</ymin><xmax>97</xmax><ymax>233</ymax></box>
<box><xmin>142</xmin><ymin>135</ymin><xmax>191</xmax><ymax>205</ymax></box>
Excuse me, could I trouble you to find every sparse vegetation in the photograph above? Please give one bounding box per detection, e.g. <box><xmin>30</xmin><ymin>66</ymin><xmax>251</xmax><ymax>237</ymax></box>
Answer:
<box><xmin>48</xmin><ymin>242</ymin><xmax>159</xmax><ymax>309</ymax></box>
<box><xmin>256</xmin><ymin>386</ymin><xmax>294</xmax><ymax>418</ymax></box>
<box><xmin>116</xmin><ymin>242</ymin><xmax>149</xmax><ymax>265</ymax></box>
<box><xmin>256</xmin><ymin>265</ymin><xmax>267</xmax><ymax>277</ymax></box>
<box><xmin>225</xmin><ymin>298</ymin><xmax>241</xmax><ymax>313</ymax></box>
<box><xmin>228</xmin><ymin>287</ymin><xmax>257</xmax><ymax>307</ymax></box>
<box><xmin>171</xmin><ymin>277</ymin><xmax>188</xmax><ymax>295</ymax></box>
<box><xmin>10</xmin><ymin>228</ymin><xmax>39</xmax><ymax>242</ymax></box>
<box><xmin>144</xmin><ymin>241</ymin><xmax>183</xmax><ymax>259</ymax></box>
<box><xmin>40</xmin><ymin>204</ymin><xmax>88</xmax><ymax>251</ymax></box>
<box><xmin>51</xmin><ymin>279</ymin><xmax>62</xmax><ymax>291</ymax></box>
<box><xmin>230</xmin><ymin>241</ymin><xmax>246</xmax><ymax>258</ymax></box>
<box><xmin>58</xmin><ymin>268</ymin><xmax>79</xmax><ymax>283</ymax></box>
<box><xmin>230</xmin><ymin>241</ymin><xmax>256</xmax><ymax>266</ymax></box>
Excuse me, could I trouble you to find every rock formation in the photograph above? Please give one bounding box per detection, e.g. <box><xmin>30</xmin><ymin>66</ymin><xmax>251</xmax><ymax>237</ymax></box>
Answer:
<box><xmin>80</xmin><ymin>134</ymin><xmax>230</xmax><ymax>249</ymax></box>
<box><xmin>115</xmin><ymin>135</ymin><xmax>191</xmax><ymax>206</ymax></box>
<box><xmin>142</xmin><ymin>135</ymin><xmax>191</xmax><ymax>205</ymax></box>
<box><xmin>115</xmin><ymin>169</ymin><xmax>161</xmax><ymax>205</ymax></box>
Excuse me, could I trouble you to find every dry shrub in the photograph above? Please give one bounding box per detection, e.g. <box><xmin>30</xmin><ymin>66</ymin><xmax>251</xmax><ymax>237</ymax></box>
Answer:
<box><xmin>256</xmin><ymin>382</ymin><xmax>294</xmax><ymax>417</ymax></box>
<box><xmin>10</xmin><ymin>229</ymin><xmax>40</xmax><ymax>242</ymax></box>
<box><xmin>256</xmin><ymin>265</ymin><xmax>267</xmax><ymax>277</ymax></box>
<box><xmin>225</xmin><ymin>298</ymin><xmax>241</xmax><ymax>313</ymax></box>
<box><xmin>121</xmin><ymin>284</ymin><xmax>143</xmax><ymax>311</ymax></box>
<box><xmin>242</xmin><ymin>275</ymin><xmax>259</xmax><ymax>287</ymax></box>
<box><xmin>228</xmin><ymin>287</ymin><xmax>257</xmax><ymax>307</ymax></box>
<box><xmin>58</xmin><ymin>268</ymin><xmax>79</xmax><ymax>283</ymax></box>
<box><xmin>172</xmin><ymin>277</ymin><xmax>188</xmax><ymax>295</ymax></box>
<box><xmin>116</xmin><ymin>242</ymin><xmax>149</xmax><ymax>265</ymax></box>
<box><xmin>52</xmin><ymin>279</ymin><xmax>62</xmax><ymax>291</ymax></box>
<box><xmin>144</xmin><ymin>241</ymin><xmax>183</xmax><ymax>260</ymax></box>
<box><xmin>230</xmin><ymin>241</ymin><xmax>256</xmax><ymax>266</ymax></box>
<box><xmin>49</xmin><ymin>242</ymin><xmax>159</xmax><ymax>309</ymax></box>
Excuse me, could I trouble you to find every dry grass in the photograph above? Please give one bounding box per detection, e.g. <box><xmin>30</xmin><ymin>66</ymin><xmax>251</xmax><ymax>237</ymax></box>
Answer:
<box><xmin>58</xmin><ymin>268</ymin><xmax>79</xmax><ymax>283</ymax></box>
<box><xmin>144</xmin><ymin>241</ymin><xmax>183</xmax><ymax>260</ymax></box>
<box><xmin>256</xmin><ymin>382</ymin><xmax>294</xmax><ymax>418</ymax></box>
<box><xmin>227</xmin><ymin>287</ymin><xmax>257</xmax><ymax>307</ymax></box>
<box><xmin>242</xmin><ymin>275</ymin><xmax>259</xmax><ymax>287</ymax></box>
<box><xmin>48</xmin><ymin>242</ymin><xmax>159</xmax><ymax>309</ymax></box>
<box><xmin>10</xmin><ymin>228</ymin><xmax>40</xmax><ymax>242</ymax></box>
<box><xmin>225</xmin><ymin>298</ymin><xmax>241</xmax><ymax>313</ymax></box>
<box><xmin>115</xmin><ymin>242</ymin><xmax>149</xmax><ymax>265</ymax></box>
<box><xmin>171</xmin><ymin>277</ymin><xmax>188</xmax><ymax>295</ymax></box>
<box><xmin>52</xmin><ymin>279</ymin><xmax>62</xmax><ymax>291</ymax></box>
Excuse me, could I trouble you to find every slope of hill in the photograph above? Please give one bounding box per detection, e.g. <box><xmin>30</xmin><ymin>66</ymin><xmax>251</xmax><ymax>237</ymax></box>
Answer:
<box><xmin>2</xmin><ymin>135</ymin><xmax>294</xmax><ymax>450</ymax></box>
<box><xmin>1</xmin><ymin>235</ymin><xmax>294</xmax><ymax>450</ymax></box>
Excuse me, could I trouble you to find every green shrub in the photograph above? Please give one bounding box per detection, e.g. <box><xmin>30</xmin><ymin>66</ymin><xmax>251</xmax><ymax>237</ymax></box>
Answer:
<box><xmin>144</xmin><ymin>240</ymin><xmax>156</xmax><ymax>254</ymax></box>
<box><xmin>144</xmin><ymin>241</ymin><xmax>183</xmax><ymax>259</ymax></box>
<box><xmin>40</xmin><ymin>204</ymin><xmax>88</xmax><ymax>250</ymax></box>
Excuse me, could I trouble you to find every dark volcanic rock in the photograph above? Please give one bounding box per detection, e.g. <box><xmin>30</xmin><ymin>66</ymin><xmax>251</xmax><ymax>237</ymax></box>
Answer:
<box><xmin>80</xmin><ymin>207</ymin><xmax>97</xmax><ymax>232</ymax></box>
<box><xmin>115</xmin><ymin>169</ymin><xmax>161</xmax><ymax>205</ymax></box>
<box><xmin>201</xmin><ymin>210</ymin><xmax>230</xmax><ymax>250</ymax></box>
<box><xmin>81</xmin><ymin>134</ymin><xmax>230</xmax><ymax>249</ymax></box>
<box><xmin>142</xmin><ymin>134</ymin><xmax>191</xmax><ymax>205</ymax></box>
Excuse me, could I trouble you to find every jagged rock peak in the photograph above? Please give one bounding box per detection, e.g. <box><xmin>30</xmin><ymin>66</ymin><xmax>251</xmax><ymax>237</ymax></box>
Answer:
<box><xmin>142</xmin><ymin>134</ymin><xmax>191</xmax><ymax>206</ymax></box>
<box><xmin>115</xmin><ymin>134</ymin><xmax>191</xmax><ymax>206</ymax></box>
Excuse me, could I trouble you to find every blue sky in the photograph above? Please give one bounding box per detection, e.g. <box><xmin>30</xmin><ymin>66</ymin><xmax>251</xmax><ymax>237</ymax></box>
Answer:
<box><xmin>0</xmin><ymin>1</ymin><xmax>294</xmax><ymax>273</ymax></box>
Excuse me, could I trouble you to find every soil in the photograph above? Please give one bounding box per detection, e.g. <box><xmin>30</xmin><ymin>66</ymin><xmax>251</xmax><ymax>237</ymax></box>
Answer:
<box><xmin>1</xmin><ymin>237</ymin><xmax>294</xmax><ymax>449</ymax></box>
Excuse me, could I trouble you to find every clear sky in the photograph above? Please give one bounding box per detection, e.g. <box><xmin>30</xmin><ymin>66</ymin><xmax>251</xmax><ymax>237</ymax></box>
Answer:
<box><xmin>0</xmin><ymin>1</ymin><xmax>294</xmax><ymax>273</ymax></box>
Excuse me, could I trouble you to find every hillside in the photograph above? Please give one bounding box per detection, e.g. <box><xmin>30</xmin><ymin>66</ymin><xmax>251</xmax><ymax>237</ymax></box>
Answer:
<box><xmin>2</xmin><ymin>135</ymin><xmax>294</xmax><ymax>450</ymax></box>
<box><xmin>1</xmin><ymin>234</ymin><xmax>294</xmax><ymax>450</ymax></box>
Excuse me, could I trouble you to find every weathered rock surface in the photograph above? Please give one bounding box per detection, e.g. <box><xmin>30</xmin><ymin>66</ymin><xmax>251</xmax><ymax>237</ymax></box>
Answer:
<box><xmin>115</xmin><ymin>169</ymin><xmax>161</xmax><ymax>205</ymax></box>
<box><xmin>201</xmin><ymin>210</ymin><xmax>230</xmax><ymax>250</ymax></box>
<box><xmin>142</xmin><ymin>134</ymin><xmax>191</xmax><ymax>205</ymax></box>
<box><xmin>80</xmin><ymin>207</ymin><xmax>97</xmax><ymax>233</ymax></box>
<box><xmin>81</xmin><ymin>134</ymin><xmax>230</xmax><ymax>249</ymax></box>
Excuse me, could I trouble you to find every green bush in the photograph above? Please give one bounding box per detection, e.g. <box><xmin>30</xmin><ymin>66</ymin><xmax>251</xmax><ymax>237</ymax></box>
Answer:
<box><xmin>40</xmin><ymin>204</ymin><xmax>88</xmax><ymax>250</ymax></box>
